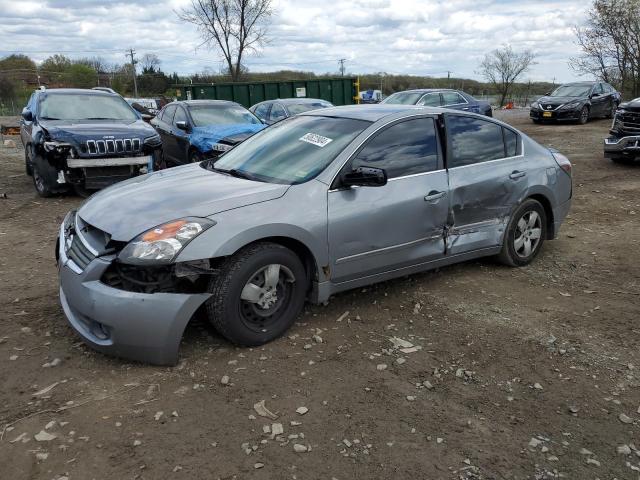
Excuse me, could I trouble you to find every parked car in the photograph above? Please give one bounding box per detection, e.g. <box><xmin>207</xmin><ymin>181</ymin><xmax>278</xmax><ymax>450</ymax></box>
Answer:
<box><xmin>20</xmin><ymin>88</ymin><xmax>161</xmax><ymax>197</ymax></box>
<box><xmin>57</xmin><ymin>104</ymin><xmax>572</xmax><ymax>365</ymax></box>
<box><xmin>382</xmin><ymin>89</ymin><xmax>493</xmax><ymax>116</ymax></box>
<box><xmin>604</xmin><ymin>97</ymin><xmax>640</xmax><ymax>163</ymax></box>
<box><xmin>151</xmin><ymin>100</ymin><xmax>265</xmax><ymax>166</ymax></box>
<box><xmin>250</xmin><ymin>98</ymin><xmax>334</xmax><ymax>124</ymax></box>
<box><xmin>530</xmin><ymin>81</ymin><xmax>620</xmax><ymax>124</ymax></box>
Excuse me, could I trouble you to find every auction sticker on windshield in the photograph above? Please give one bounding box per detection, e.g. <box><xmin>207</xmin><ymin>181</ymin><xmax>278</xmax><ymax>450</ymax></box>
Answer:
<box><xmin>299</xmin><ymin>132</ymin><xmax>333</xmax><ymax>147</ymax></box>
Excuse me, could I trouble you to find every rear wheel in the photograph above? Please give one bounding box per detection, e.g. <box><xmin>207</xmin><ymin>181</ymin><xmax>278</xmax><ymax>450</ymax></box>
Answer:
<box><xmin>498</xmin><ymin>199</ymin><xmax>547</xmax><ymax>267</ymax></box>
<box><xmin>206</xmin><ymin>243</ymin><xmax>308</xmax><ymax>346</ymax></box>
<box><xmin>578</xmin><ymin>106</ymin><xmax>589</xmax><ymax>124</ymax></box>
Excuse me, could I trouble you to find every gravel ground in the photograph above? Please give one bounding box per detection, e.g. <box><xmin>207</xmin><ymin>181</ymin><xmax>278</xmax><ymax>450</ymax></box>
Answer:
<box><xmin>0</xmin><ymin>110</ymin><xmax>639</xmax><ymax>480</ymax></box>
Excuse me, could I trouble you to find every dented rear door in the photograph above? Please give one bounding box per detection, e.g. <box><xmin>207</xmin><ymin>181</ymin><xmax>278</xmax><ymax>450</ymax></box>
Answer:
<box><xmin>444</xmin><ymin>114</ymin><xmax>527</xmax><ymax>255</ymax></box>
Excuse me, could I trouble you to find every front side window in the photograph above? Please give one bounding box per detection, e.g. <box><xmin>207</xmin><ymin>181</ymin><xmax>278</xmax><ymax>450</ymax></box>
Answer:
<box><xmin>162</xmin><ymin>104</ymin><xmax>177</xmax><ymax>124</ymax></box>
<box><xmin>253</xmin><ymin>103</ymin><xmax>270</xmax><ymax>121</ymax></box>
<box><xmin>210</xmin><ymin>115</ymin><xmax>370</xmax><ymax>184</ymax></box>
<box><xmin>418</xmin><ymin>94</ymin><xmax>441</xmax><ymax>107</ymax></box>
<box><xmin>190</xmin><ymin>104</ymin><xmax>261</xmax><ymax>126</ymax></box>
<box><xmin>447</xmin><ymin>116</ymin><xmax>506</xmax><ymax>167</ymax></box>
<box><xmin>269</xmin><ymin>104</ymin><xmax>287</xmax><ymax>122</ymax></box>
<box><xmin>350</xmin><ymin>118</ymin><xmax>440</xmax><ymax>178</ymax></box>
<box><xmin>442</xmin><ymin>92</ymin><xmax>466</xmax><ymax>105</ymax></box>
<box><xmin>39</xmin><ymin>93</ymin><xmax>138</xmax><ymax>121</ymax></box>
<box><xmin>173</xmin><ymin>107</ymin><xmax>187</xmax><ymax>126</ymax></box>
<box><xmin>382</xmin><ymin>92</ymin><xmax>424</xmax><ymax>105</ymax></box>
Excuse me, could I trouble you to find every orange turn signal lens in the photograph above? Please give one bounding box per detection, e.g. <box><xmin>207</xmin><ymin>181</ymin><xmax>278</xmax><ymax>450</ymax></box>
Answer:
<box><xmin>141</xmin><ymin>220</ymin><xmax>187</xmax><ymax>242</ymax></box>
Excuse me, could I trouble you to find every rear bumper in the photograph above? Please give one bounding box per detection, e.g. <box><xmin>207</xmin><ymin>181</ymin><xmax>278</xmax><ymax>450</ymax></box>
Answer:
<box><xmin>57</xmin><ymin>218</ymin><xmax>210</xmax><ymax>365</ymax></box>
<box><xmin>604</xmin><ymin>135</ymin><xmax>640</xmax><ymax>158</ymax></box>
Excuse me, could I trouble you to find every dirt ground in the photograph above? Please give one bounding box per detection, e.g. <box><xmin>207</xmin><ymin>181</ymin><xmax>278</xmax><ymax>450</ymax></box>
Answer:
<box><xmin>0</xmin><ymin>110</ymin><xmax>639</xmax><ymax>480</ymax></box>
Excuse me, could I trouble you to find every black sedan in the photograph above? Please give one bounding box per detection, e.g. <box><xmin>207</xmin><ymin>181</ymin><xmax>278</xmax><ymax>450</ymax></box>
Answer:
<box><xmin>381</xmin><ymin>89</ymin><xmax>493</xmax><ymax>117</ymax></box>
<box><xmin>151</xmin><ymin>100</ymin><xmax>265</xmax><ymax>166</ymax></box>
<box><xmin>530</xmin><ymin>81</ymin><xmax>620</xmax><ymax>124</ymax></box>
<box><xmin>250</xmin><ymin>98</ymin><xmax>333</xmax><ymax>125</ymax></box>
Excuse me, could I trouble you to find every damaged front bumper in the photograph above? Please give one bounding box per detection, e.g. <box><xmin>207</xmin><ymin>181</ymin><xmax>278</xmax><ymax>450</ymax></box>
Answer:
<box><xmin>57</xmin><ymin>213</ymin><xmax>211</xmax><ymax>365</ymax></box>
<box><xmin>604</xmin><ymin>135</ymin><xmax>640</xmax><ymax>160</ymax></box>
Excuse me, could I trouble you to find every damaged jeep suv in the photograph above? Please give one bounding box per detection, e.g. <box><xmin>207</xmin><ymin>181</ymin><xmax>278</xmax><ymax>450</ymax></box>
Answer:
<box><xmin>604</xmin><ymin>97</ymin><xmax>640</xmax><ymax>163</ymax></box>
<box><xmin>20</xmin><ymin>88</ymin><xmax>162</xmax><ymax>197</ymax></box>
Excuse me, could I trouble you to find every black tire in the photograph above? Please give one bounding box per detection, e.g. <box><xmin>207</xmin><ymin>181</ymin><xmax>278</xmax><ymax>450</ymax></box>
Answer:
<box><xmin>498</xmin><ymin>199</ymin><xmax>547</xmax><ymax>267</ymax></box>
<box><xmin>206</xmin><ymin>242</ymin><xmax>308</xmax><ymax>346</ymax></box>
<box><xmin>578</xmin><ymin>106</ymin><xmax>589</xmax><ymax>124</ymax></box>
<box><xmin>25</xmin><ymin>145</ymin><xmax>33</xmax><ymax>176</ymax></box>
<box><xmin>531</xmin><ymin>118</ymin><xmax>541</xmax><ymax>124</ymax></box>
<box><xmin>153</xmin><ymin>150</ymin><xmax>167</xmax><ymax>170</ymax></box>
<box><xmin>611</xmin><ymin>156</ymin><xmax>634</xmax><ymax>165</ymax></box>
<box><xmin>32</xmin><ymin>153</ymin><xmax>59</xmax><ymax>198</ymax></box>
<box><xmin>73</xmin><ymin>184</ymin><xmax>95</xmax><ymax>198</ymax></box>
<box><xmin>189</xmin><ymin>149</ymin><xmax>204</xmax><ymax>163</ymax></box>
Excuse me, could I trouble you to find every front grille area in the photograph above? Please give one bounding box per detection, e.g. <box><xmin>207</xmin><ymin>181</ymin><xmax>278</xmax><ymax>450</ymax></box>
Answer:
<box><xmin>67</xmin><ymin>235</ymin><xmax>96</xmax><ymax>270</ymax></box>
<box><xmin>86</xmin><ymin>138</ymin><xmax>141</xmax><ymax>155</ymax></box>
<box><xmin>619</xmin><ymin>112</ymin><xmax>640</xmax><ymax>135</ymax></box>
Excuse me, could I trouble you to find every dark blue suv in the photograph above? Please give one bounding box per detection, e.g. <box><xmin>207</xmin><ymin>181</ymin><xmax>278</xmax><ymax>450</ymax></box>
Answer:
<box><xmin>382</xmin><ymin>89</ymin><xmax>493</xmax><ymax>117</ymax></box>
<box><xmin>20</xmin><ymin>88</ymin><xmax>161</xmax><ymax>197</ymax></box>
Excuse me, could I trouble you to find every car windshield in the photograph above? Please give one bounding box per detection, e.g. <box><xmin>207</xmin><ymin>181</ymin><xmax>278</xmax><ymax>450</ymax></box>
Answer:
<box><xmin>208</xmin><ymin>115</ymin><xmax>371</xmax><ymax>184</ymax></box>
<box><xmin>190</xmin><ymin>104</ymin><xmax>261</xmax><ymax>126</ymax></box>
<box><xmin>550</xmin><ymin>85</ymin><xmax>592</xmax><ymax>97</ymax></box>
<box><xmin>39</xmin><ymin>93</ymin><xmax>138</xmax><ymax>121</ymax></box>
<box><xmin>286</xmin><ymin>102</ymin><xmax>332</xmax><ymax>115</ymax></box>
<box><xmin>382</xmin><ymin>92</ymin><xmax>424</xmax><ymax>105</ymax></box>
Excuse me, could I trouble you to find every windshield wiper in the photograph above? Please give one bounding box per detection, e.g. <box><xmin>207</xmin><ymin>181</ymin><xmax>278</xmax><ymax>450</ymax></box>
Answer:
<box><xmin>40</xmin><ymin>116</ymin><xmax>60</xmax><ymax>120</ymax></box>
<box><xmin>212</xmin><ymin>166</ymin><xmax>261</xmax><ymax>182</ymax></box>
<box><xmin>85</xmin><ymin>117</ymin><xmax>116</xmax><ymax>120</ymax></box>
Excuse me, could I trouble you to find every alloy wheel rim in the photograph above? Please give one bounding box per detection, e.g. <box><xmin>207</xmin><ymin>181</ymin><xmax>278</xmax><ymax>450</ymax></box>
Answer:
<box><xmin>581</xmin><ymin>108</ymin><xmax>588</xmax><ymax>122</ymax></box>
<box><xmin>239</xmin><ymin>264</ymin><xmax>295</xmax><ymax>332</ymax></box>
<box><xmin>514</xmin><ymin>211</ymin><xmax>542</xmax><ymax>258</ymax></box>
<box><xmin>33</xmin><ymin>169</ymin><xmax>44</xmax><ymax>192</ymax></box>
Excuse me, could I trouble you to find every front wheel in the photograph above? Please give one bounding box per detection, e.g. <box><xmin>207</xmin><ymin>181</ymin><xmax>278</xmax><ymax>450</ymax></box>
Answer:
<box><xmin>206</xmin><ymin>243</ymin><xmax>308</xmax><ymax>346</ymax></box>
<box><xmin>32</xmin><ymin>154</ymin><xmax>59</xmax><ymax>198</ymax></box>
<box><xmin>606</xmin><ymin>102</ymin><xmax>617</xmax><ymax>119</ymax></box>
<box><xmin>498</xmin><ymin>199</ymin><xmax>547</xmax><ymax>267</ymax></box>
<box><xmin>578</xmin><ymin>106</ymin><xmax>589</xmax><ymax>124</ymax></box>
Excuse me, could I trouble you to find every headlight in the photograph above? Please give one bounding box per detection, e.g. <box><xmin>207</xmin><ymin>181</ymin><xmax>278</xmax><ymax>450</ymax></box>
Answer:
<box><xmin>44</xmin><ymin>140</ymin><xmax>72</xmax><ymax>152</ymax></box>
<box><xmin>118</xmin><ymin>217</ymin><xmax>216</xmax><ymax>265</ymax></box>
<box><xmin>531</xmin><ymin>101</ymin><xmax>539</xmax><ymax>109</ymax></box>
<box><xmin>559</xmin><ymin>101</ymin><xmax>581</xmax><ymax>110</ymax></box>
<box><xmin>144</xmin><ymin>134</ymin><xmax>162</xmax><ymax>147</ymax></box>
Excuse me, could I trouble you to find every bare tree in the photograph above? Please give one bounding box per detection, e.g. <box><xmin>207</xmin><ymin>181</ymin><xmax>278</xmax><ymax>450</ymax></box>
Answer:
<box><xmin>178</xmin><ymin>0</ymin><xmax>272</xmax><ymax>82</ymax></box>
<box><xmin>140</xmin><ymin>53</ymin><xmax>161</xmax><ymax>73</ymax></box>
<box><xmin>571</xmin><ymin>0</ymin><xmax>640</xmax><ymax>97</ymax></box>
<box><xmin>478</xmin><ymin>45</ymin><xmax>536</xmax><ymax>107</ymax></box>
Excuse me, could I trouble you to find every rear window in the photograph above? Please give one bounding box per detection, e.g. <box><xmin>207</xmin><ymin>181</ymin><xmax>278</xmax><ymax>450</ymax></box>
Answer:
<box><xmin>190</xmin><ymin>104</ymin><xmax>261</xmax><ymax>126</ymax></box>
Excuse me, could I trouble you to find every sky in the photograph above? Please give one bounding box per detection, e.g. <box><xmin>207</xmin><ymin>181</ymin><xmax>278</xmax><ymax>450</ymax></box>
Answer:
<box><xmin>0</xmin><ymin>0</ymin><xmax>591</xmax><ymax>83</ymax></box>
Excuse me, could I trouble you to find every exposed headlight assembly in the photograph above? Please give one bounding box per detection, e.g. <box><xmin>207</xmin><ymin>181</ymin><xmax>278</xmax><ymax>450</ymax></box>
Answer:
<box><xmin>44</xmin><ymin>140</ymin><xmax>72</xmax><ymax>152</ymax></box>
<box><xmin>118</xmin><ymin>218</ymin><xmax>216</xmax><ymax>265</ymax></box>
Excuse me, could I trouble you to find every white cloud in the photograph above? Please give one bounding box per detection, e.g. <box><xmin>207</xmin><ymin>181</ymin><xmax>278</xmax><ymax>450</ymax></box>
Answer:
<box><xmin>0</xmin><ymin>0</ymin><xmax>590</xmax><ymax>82</ymax></box>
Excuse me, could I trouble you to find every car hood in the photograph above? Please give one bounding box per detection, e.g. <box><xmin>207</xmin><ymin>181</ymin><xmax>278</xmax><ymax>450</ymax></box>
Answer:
<box><xmin>78</xmin><ymin>162</ymin><xmax>289</xmax><ymax>241</ymax></box>
<box><xmin>536</xmin><ymin>96</ymin><xmax>585</xmax><ymax>107</ymax></box>
<box><xmin>191</xmin><ymin>123</ymin><xmax>265</xmax><ymax>152</ymax></box>
<box><xmin>41</xmin><ymin>119</ymin><xmax>155</xmax><ymax>139</ymax></box>
<box><xmin>619</xmin><ymin>97</ymin><xmax>640</xmax><ymax>112</ymax></box>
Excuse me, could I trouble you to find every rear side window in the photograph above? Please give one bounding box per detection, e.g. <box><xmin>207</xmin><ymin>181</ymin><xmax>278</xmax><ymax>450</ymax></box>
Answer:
<box><xmin>174</xmin><ymin>106</ymin><xmax>187</xmax><ymax>125</ymax></box>
<box><xmin>270</xmin><ymin>104</ymin><xmax>287</xmax><ymax>122</ymax></box>
<box><xmin>442</xmin><ymin>92</ymin><xmax>466</xmax><ymax>105</ymax></box>
<box><xmin>253</xmin><ymin>103</ymin><xmax>270</xmax><ymax>121</ymax></box>
<box><xmin>418</xmin><ymin>93</ymin><xmax>441</xmax><ymax>107</ymax></box>
<box><xmin>351</xmin><ymin>118</ymin><xmax>439</xmax><ymax>178</ymax></box>
<box><xmin>447</xmin><ymin>116</ymin><xmax>506</xmax><ymax>167</ymax></box>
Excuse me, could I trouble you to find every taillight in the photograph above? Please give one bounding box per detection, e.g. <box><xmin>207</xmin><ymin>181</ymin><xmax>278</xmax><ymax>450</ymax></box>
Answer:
<box><xmin>551</xmin><ymin>150</ymin><xmax>572</xmax><ymax>177</ymax></box>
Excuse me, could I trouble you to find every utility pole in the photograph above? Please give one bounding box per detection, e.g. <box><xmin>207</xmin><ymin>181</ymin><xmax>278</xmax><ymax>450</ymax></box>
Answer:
<box><xmin>338</xmin><ymin>58</ymin><xmax>346</xmax><ymax>77</ymax></box>
<box><xmin>127</xmin><ymin>48</ymin><xmax>138</xmax><ymax>97</ymax></box>
<box><xmin>447</xmin><ymin>71</ymin><xmax>452</xmax><ymax>89</ymax></box>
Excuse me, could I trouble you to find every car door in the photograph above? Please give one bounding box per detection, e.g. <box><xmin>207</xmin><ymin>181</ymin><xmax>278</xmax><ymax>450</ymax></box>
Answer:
<box><xmin>156</xmin><ymin>104</ymin><xmax>177</xmax><ymax>161</ymax></box>
<box><xmin>442</xmin><ymin>91</ymin><xmax>473</xmax><ymax>112</ymax></box>
<box><xmin>328</xmin><ymin>116</ymin><xmax>449</xmax><ymax>283</ymax></box>
<box><xmin>590</xmin><ymin>83</ymin><xmax>607</xmax><ymax>116</ymax></box>
<box><xmin>444</xmin><ymin>113</ymin><xmax>527</xmax><ymax>254</ymax></box>
<box><xmin>417</xmin><ymin>93</ymin><xmax>442</xmax><ymax>107</ymax></box>
<box><xmin>170</xmin><ymin>105</ymin><xmax>191</xmax><ymax>164</ymax></box>
<box><xmin>20</xmin><ymin>92</ymin><xmax>36</xmax><ymax>147</ymax></box>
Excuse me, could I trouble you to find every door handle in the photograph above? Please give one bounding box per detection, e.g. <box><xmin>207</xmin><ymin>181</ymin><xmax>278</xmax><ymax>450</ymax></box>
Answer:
<box><xmin>424</xmin><ymin>191</ymin><xmax>446</xmax><ymax>202</ymax></box>
<box><xmin>509</xmin><ymin>171</ymin><xmax>526</xmax><ymax>180</ymax></box>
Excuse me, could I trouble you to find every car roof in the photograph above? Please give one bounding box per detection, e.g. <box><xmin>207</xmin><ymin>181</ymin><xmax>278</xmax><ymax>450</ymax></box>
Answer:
<box><xmin>38</xmin><ymin>88</ymin><xmax>117</xmax><ymax>96</ymax></box>
<box><xmin>303</xmin><ymin>104</ymin><xmax>446</xmax><ymax>122</ymax></box>
<box><xmin>265</xmin><ymin>98</ymin><xmax>331</xmax><ymax>104</ymax></box>
<box><xmin>560</xmin><ymin>81</ymin><xmax>597</xmax><ymax>86</ymax></box>
<box><xmin>178</xmin><ymin>100</ymin><xmax>242</xmax><ymax>107</ymax></box>
<box><xmin>389</xmin><ymin>89</ymin><xmax>457</xmax><ymax>94</ymax></box>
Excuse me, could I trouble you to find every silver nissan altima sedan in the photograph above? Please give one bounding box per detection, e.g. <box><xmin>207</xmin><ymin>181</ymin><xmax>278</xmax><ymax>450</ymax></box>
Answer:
<box><xmin>57</xmin><ymin>104</ymin><xmax>572</xmax><ymax>365</ymax></box>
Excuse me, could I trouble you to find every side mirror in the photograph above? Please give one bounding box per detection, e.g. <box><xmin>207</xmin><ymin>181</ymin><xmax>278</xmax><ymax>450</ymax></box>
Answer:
<box><xmin>545</xmin><ymin>92</ymin><xmax>550</xmax><ymax>96</ymax></box>
<box><xmin>591</xmin><ymin>92</ymin><xmax>600</xmax><ymax>98</ymax></box>
<box><xmin>22</xmin><ymin>109</ymin><xmax>33</xmax><ymax>122</ymax></box>
<box><xmin>342</xmin><ymin>166</ymin><xmax>387</xmax><ymax>188</ymax></box>
<box><xmin>176</xmin><ymin>121</ymin><xmax>190</xmax><ymax>132</ymax></box>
